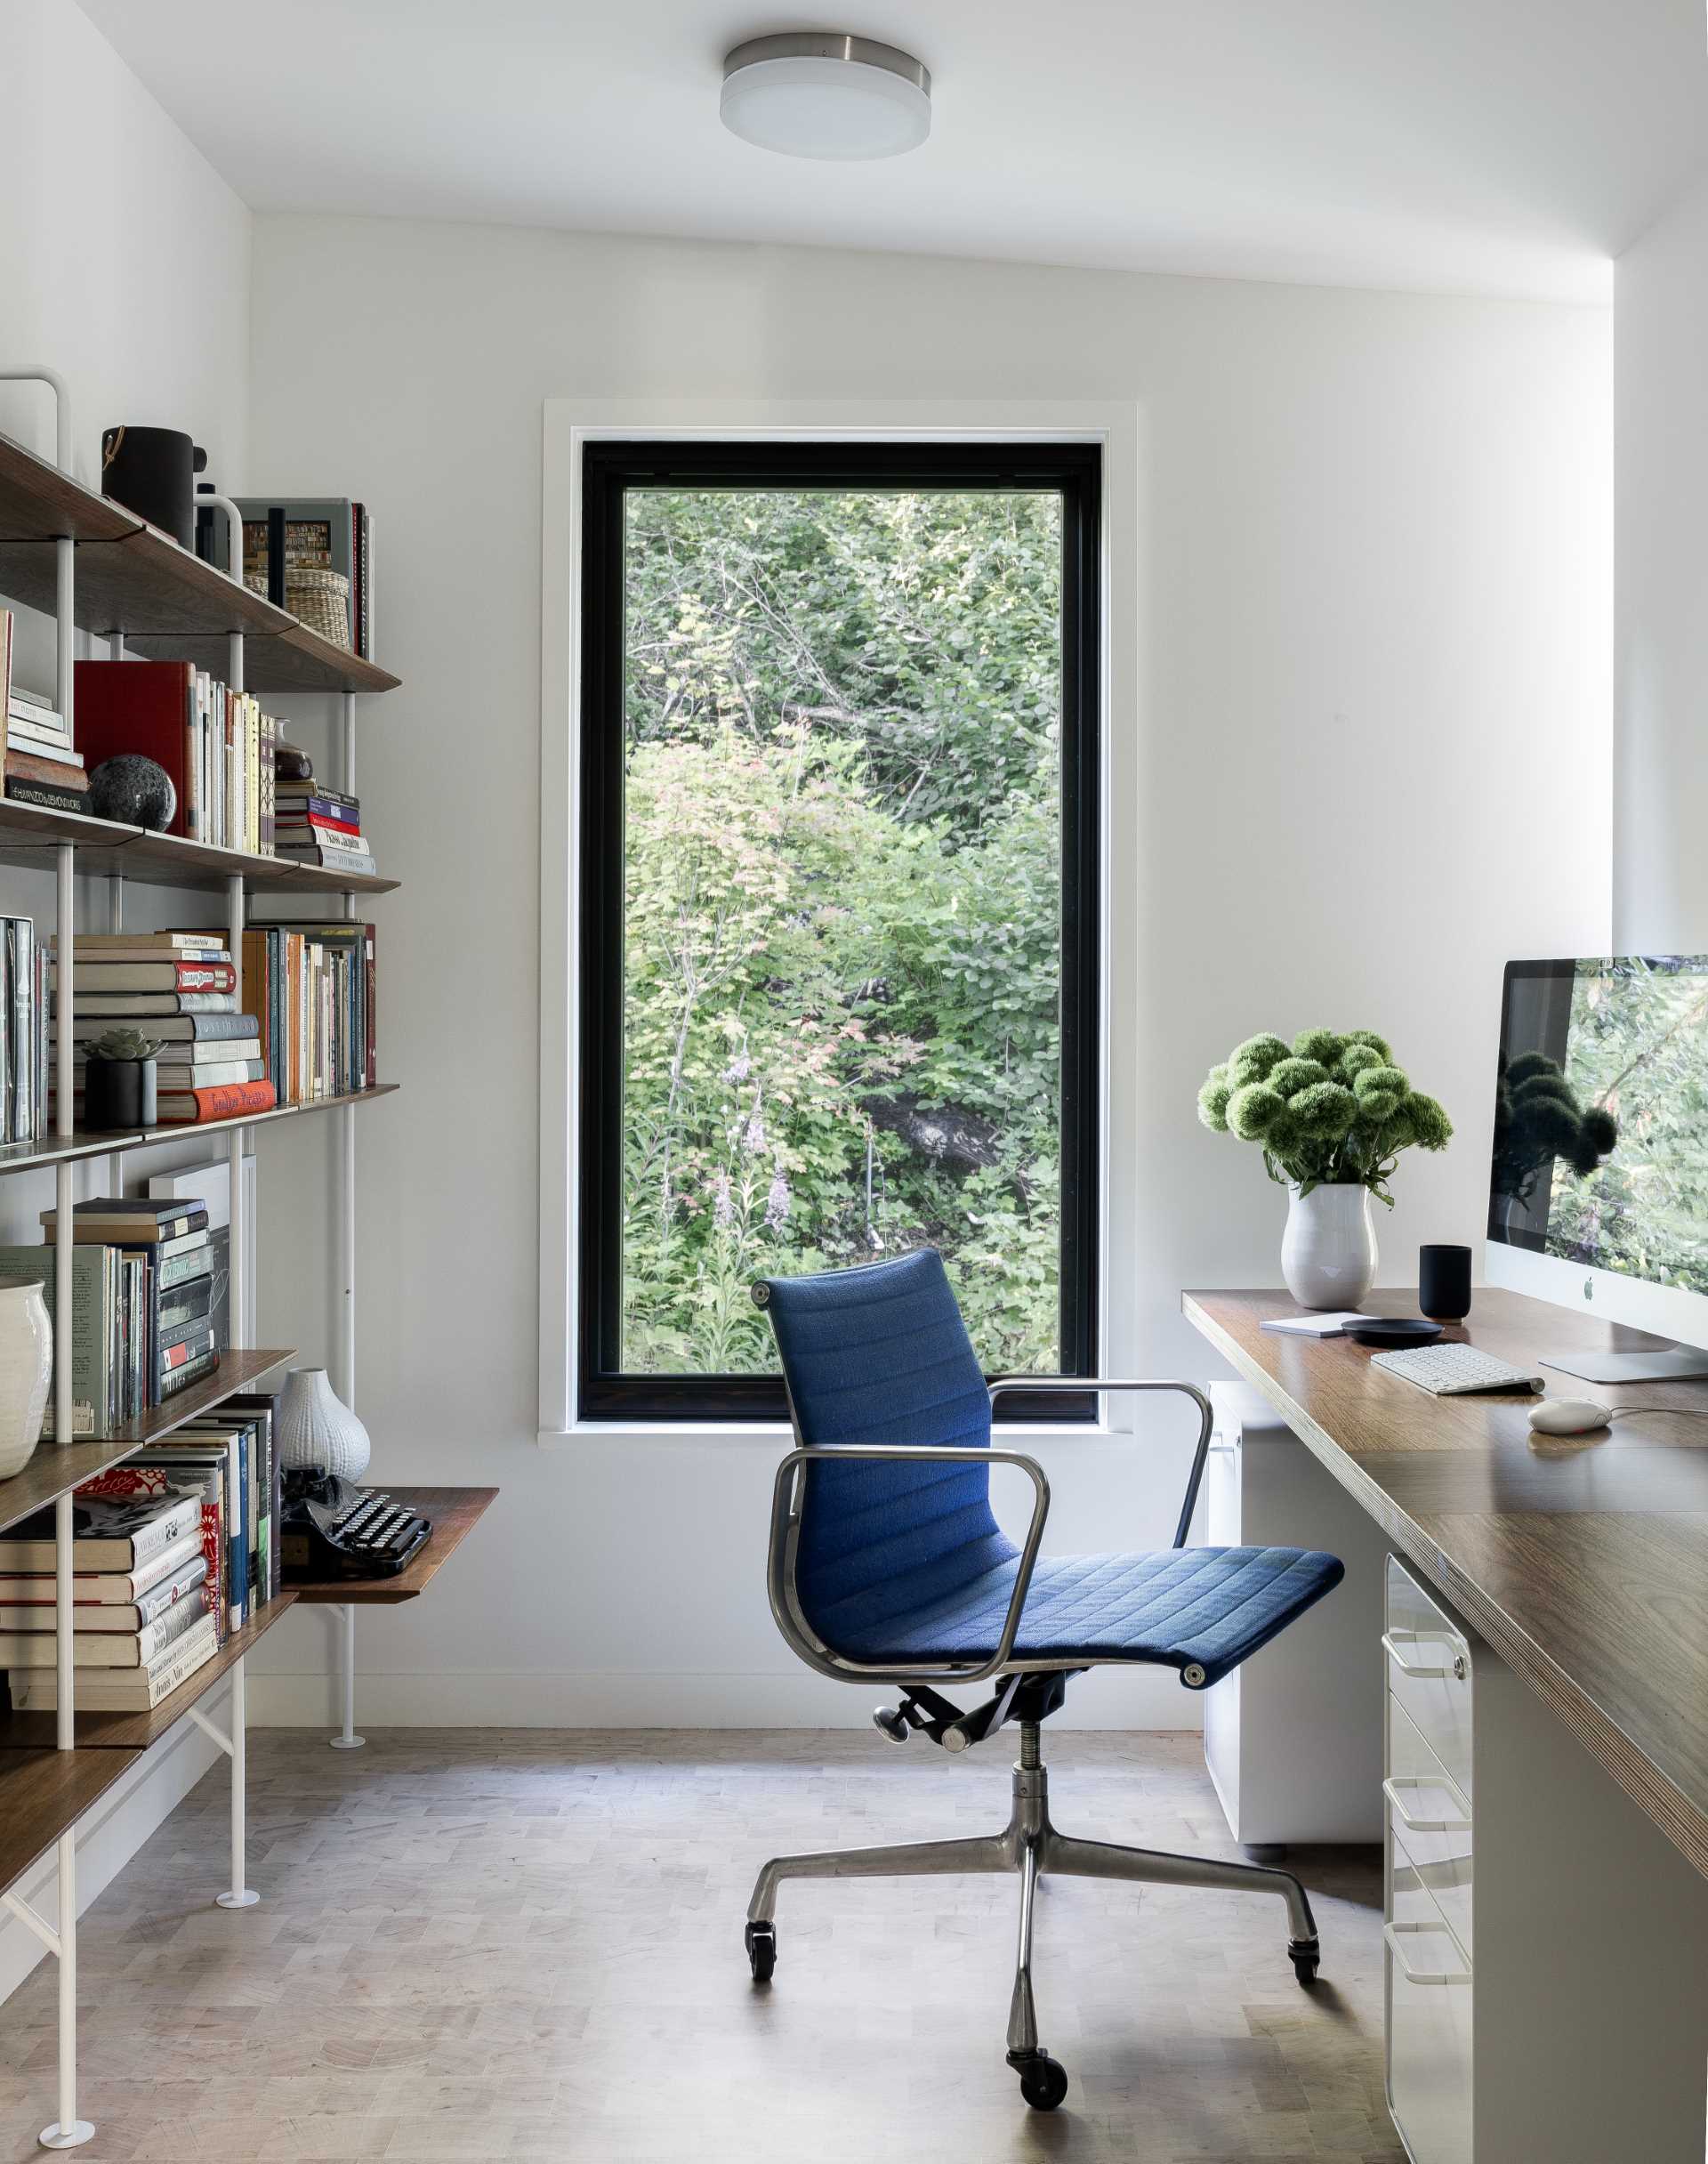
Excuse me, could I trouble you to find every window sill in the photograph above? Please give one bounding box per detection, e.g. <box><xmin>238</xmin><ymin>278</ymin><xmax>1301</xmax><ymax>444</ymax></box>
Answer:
<box><xmin>536</xmin><ymin>1423</ymin><xmax>1132</xmax><ymax>1449</ymax></box>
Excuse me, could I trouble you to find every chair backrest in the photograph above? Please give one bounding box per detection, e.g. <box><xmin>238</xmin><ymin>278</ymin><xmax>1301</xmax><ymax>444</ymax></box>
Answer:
<box><xmin>758</xmin><ymin>1249</ymin><xmax>1018</xmax><ymax>1652</ymax></box>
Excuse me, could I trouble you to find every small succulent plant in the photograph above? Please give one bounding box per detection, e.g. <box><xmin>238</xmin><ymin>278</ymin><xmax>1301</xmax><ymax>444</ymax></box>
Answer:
<box><xmin>1198</xmin><ymin>1027</ymin><xmax>1452</xmax><ymax>1203</ymax></box>
<box><xmin>85</xmin><ymin>1028</ymin><xmax>164</xmax><ymax>1063</ymax></box>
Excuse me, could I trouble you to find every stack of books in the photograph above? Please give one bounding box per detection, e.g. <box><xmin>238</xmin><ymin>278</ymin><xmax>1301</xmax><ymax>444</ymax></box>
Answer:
<box><xmin>0</xmin><ymin>608</ymin><xmax>89</xmax><ymax>813</ymax></box>
<box><xmin>51</xmin><ymin>932</ymin><xmax>277</xmax><ymax>1126</ymax></box>
<box><xmin>0</xmin><ymin>1488</ymin><xmax>217</xmax><ymax>1712</ymax></box>
<box><xmin>243</xmin><ymin>922</ymin><xmax>376</xmax><ymax>1101</ymax></box>
<box><xmin>274</xmin><ymin>779</ymin><xmax>375</xmax><ymax>876</ymax></box>
<box><xmin>72</xmin><ymin>659</ymin><xmax>277</xmax><ymax>852</ymax></box>
<box><xmin>5</xmin><ymin>1198</ymin><xmax>223</xmax><ymax>1428</ymax></box>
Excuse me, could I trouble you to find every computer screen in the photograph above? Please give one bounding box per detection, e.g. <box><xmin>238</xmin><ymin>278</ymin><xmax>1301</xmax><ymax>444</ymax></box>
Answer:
<box><xmin>1490</xmin><ymin>955</ymin><xmax>1708</xmax><ymax>1299</ymax></box>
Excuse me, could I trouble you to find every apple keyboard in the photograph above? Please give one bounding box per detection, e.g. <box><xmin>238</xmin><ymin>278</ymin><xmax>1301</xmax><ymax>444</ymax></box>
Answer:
<box><xmin>1371</xmin><ymin>1342</ymin><xmax>1544</xmax><ymax>1396</ymax></box>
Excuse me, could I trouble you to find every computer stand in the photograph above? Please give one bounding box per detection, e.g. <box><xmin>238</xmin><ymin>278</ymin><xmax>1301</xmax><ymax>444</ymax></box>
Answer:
<box><xmin>1542</xmin><ymin>1342</ymin><xmax>1708</xmax><ymax>1384</ymax></box>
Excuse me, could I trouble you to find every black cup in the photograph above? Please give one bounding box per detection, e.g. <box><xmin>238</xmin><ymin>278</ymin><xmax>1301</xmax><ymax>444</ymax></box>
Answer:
<box><xmin>101</xmin><ymin>426</ymin><xmax>206</xmax><ymax>549</ymax></box>
<box><xmin>1420</xmin><ymin>1244</ymin><xmax>1473</xmax><ymax>1323</ymax></box>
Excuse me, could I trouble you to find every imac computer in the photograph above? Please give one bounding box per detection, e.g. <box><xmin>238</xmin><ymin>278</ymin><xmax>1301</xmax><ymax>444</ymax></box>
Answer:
<box><xmin>1486</xmin><ymin>954</ymin><xmax>1708</xmax><ymax>1383</ymax></box>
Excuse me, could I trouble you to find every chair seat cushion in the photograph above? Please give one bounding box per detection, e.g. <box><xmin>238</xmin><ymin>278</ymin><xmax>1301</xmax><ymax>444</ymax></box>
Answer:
<box><xmin>826</xmin><ymin>1546</ymin><xmax>1345</xmax><ymax>1689</ymax></box>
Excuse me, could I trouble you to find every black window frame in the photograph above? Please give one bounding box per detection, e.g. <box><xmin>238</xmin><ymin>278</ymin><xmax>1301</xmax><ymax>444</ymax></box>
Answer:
<box><xmin>577</xmin><ymin>438</ymin><xmax>1102</xmax><ymax>1424</ymax></box>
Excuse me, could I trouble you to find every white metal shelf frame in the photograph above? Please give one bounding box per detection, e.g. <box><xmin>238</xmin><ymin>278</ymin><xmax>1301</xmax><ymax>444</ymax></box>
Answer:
<box><xmin>0</xmin><ymin>373</ymin><xmax>348</xmax><ymax>2149</ymax></box>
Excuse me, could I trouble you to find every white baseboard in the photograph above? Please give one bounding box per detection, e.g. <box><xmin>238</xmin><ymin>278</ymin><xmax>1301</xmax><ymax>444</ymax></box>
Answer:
<box><xmin>0</xmin><ymin>1709</ymin><xmax>224</xmax><ymax>2006</ymax></box>
<box><xmin>246</xmin><ymin>1664</ymin><xmax>1204</xmax><ymax>1732</ymax></box>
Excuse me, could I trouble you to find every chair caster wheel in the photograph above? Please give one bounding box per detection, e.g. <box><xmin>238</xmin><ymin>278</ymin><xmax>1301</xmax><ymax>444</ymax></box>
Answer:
<box><xmin>1010</xmin><ymin>2050</ymin><xmax>1068</xmax><ymax>2111</ymax></box>
<box><xmin>745</xmin><ymin>1920</ymin><xmax>777</xmax><ymax>1982</ymax></box>
<box><xmin>1290</xmin><ymin>1939</ymin><xmax>1320</xmax><ymax>1986</ymax></box>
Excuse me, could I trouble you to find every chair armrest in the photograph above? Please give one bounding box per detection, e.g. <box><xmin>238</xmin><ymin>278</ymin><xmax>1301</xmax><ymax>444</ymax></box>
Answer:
<box><xmin>987</xmin><ymin>1377</ymin><xmax>1215</xmax><ymax>1549</ymax></box>
<box><xmin>766</xmin><ymin>1444</ymin><xmax>1051</xmax><ymax>1688</ymax></box>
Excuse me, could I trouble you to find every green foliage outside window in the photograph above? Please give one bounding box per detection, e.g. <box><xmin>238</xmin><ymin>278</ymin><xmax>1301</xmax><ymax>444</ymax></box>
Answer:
<box><xmin>618</xmin><ymin>489</ymin><xmax>1068</xmax><ymax>1376</ymax></box>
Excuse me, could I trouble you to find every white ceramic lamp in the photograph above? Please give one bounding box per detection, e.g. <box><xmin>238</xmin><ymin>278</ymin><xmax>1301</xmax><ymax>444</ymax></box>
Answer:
<box><xmin>277</xmin><ymin>1366</ymin><xmax>370</xmax><ymax>1482</ymax></box>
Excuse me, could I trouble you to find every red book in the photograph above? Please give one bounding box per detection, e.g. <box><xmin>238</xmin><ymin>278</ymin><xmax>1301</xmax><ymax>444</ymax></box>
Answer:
<box><xmin>73</xmin><ymin>661</ymin><xmax>195</xmax><ymax>840</ymax></box>
<box><xmin>157</xmin><ymin>1078</ymin><xmax>277</xmax><ymax>1126</ymax></box>
<box><xmin>303</xmin><ymin>811</ymin><xmax>360</xmax><ymax>837</ymax></box>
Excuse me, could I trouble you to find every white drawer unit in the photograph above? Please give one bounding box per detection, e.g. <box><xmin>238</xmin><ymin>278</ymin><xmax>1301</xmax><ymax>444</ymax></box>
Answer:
<box><xmin>1384</xmin><ymin>1557</ymin><xmax>1473</xmax><ymax>1799</ymax></box>
<box><xmin>1382</xmin><ymin>1554</ymin><xmax>1708</xmax><ymax>2163</ymax></box>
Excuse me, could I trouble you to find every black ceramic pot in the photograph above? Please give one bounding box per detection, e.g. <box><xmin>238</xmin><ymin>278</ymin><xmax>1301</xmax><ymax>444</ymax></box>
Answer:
<box><xmin>100</xmin><ymin>427</ymin><xmax>206</xmax><ymax>549</ymax></box>
<box><xmin>82</xmin><ymin>1059</ymin><xmax>157</xmax><ymax>1133</ymax></box>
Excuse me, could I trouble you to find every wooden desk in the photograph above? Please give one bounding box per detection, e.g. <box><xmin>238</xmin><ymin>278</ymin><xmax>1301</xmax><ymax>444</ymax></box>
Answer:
<box><xmin>1187</xmin><ymin>1287</ymin><xmax>1708</xmax><ymax>2162</ymax></box>
<box><xmin>1184</xmin><ymin>1288</ymin><xmax>1708</xmax><ymax>1882</ymax></box>
<box><xmin>285</xmin><ymin>1484</ymin><xmax>496</xmax><ymax>1747</ymax></box>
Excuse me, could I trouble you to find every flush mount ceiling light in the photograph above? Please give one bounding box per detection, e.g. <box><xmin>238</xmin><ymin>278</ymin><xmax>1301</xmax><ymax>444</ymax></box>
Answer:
<box><xmin>720</xmin><ymin>33</ymin><xmax>931</xmax><ymax>160</ymax></box>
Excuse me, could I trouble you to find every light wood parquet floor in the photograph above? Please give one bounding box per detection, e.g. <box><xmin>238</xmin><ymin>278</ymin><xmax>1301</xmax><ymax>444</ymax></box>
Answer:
<box><xmin>0</xmin><ymin>1730</ymin><xmax>1403</xmax><ymax>2163</ymax></box>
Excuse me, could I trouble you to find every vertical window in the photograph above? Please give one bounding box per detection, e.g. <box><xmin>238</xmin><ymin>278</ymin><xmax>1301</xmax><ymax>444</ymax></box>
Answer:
<box><xmin>579</xmin><ymin>441</ymin><xmax>1100</xmax><ymax>1421</ymax></box>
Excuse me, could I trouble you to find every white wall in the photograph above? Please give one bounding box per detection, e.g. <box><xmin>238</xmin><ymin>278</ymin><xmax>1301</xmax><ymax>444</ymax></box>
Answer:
<box><xmin>0</xmin><ymin>0</ymin><xmax>251</xmax><ymax>1999</ymax></box>
<box><xmin>1614</xmin><ymin>167</ymin><xmax>1708</xmax><ymax>952</ymax></box>
<box><xmin>244</xmin><ymin>215</ymin><xmax>1612</xmax><ymax>1731</ymax></box>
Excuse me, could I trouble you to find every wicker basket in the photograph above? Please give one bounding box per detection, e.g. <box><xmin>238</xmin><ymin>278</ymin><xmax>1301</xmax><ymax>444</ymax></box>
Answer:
<box><xmin>246</xmin><ymin>567</ymin><xmax>351</xmax><ymax>650</ymax></box>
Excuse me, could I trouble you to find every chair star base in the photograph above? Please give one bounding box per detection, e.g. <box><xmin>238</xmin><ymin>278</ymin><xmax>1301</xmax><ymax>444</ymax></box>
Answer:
<box><xmin>745</xmin><ymin>1719</ymin><xmax>1321</xmax><ymax>2110</ymax></box>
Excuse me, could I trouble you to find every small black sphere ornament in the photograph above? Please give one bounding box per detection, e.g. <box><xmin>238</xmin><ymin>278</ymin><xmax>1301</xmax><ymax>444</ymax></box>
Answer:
<box><xmin>87</xmin><ymin>755</ymin><xmax>177</xmax><ymax>830</ymax></box>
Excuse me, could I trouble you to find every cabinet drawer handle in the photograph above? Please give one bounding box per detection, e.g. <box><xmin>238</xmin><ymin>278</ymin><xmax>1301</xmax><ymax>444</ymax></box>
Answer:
<box><xmin>1385</xmin><ymin>1921</ymin><xmax>1471</xmax><ymax>1986</ymax></box>
<box><xmin>1383</xmin><ymin>1630</ymin><xmax>1468</xmax><ymax>1682</ymax></box>
<box><xmin>1384</xmin><ymin>1775</ymin><xmax>1471</xmax><ymax>1834</ymax></box>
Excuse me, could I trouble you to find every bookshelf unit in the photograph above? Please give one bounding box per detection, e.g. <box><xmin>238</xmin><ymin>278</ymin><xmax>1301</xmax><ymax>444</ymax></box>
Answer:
<box><xmin>0</xmin><ymin>374</ymin><xmax>396</xmax><ymax>2149</ymax></box>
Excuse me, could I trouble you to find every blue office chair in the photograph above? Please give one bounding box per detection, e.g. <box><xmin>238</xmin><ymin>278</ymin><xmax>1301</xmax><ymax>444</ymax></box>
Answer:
<box><xmin>745</xmin><ymin>1248</ymin><xmax>1345</xmax><ymax>2112</ymax></box>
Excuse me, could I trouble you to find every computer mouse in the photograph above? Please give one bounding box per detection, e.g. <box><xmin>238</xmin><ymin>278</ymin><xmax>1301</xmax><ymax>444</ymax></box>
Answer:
<box><xmin>1527</xmin><ymin>1398</ymin><xmax>1613</xmax><ymax>1436</ymax></box>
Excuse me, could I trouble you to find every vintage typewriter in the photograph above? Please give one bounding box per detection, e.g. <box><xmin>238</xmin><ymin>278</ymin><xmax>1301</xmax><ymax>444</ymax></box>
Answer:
<box><xmin>280</xmin><ymin>1468</ymin><xmax>431</xmax><ymax>1580</ymax></box>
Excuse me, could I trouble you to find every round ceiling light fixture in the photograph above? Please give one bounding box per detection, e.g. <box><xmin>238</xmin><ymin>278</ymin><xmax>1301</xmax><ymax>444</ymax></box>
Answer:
<box><xmin>720</xmin><ymin>33</ymin><xmax>931</xmax><ymax>160</ymax></box>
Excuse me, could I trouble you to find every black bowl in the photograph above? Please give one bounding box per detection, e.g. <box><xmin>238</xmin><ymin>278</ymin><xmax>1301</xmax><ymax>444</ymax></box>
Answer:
<box><xmin>1348</xmin><ymin>1318</ymin><xmax>1444</xmax><ymax>1348</ymax></box>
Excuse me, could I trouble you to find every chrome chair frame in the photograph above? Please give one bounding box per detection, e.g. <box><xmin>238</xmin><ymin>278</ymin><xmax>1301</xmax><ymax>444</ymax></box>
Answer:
<box><xmin>748</xmin><ymin>1374</ymin><xmax>1320</xmax><ymax>2104</ymax></box>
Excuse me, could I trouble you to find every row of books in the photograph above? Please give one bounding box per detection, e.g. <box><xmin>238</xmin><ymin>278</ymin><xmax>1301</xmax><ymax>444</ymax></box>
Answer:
<box><xmin>244</xmin><ymin>923</ymin><xmax>378</xmax><ymax>1102</ymax></box>
<box><xmin>51</xmin><ymin>933</ymin><xmax>277</xmax><ymax>1126</ymax></box>
<box><xmin>75</xmin><ymin>659</ymin><xmax>279</xmax><ymax>853</ymax></box>
<box><xmin>0</xmin><ymin>916</ymin><xmax>46</xmax><ymax>1144</ymax></box>
<box><xmin>0</xmin><ymin>608</ymin><xmax>90</xmax><ymax>814</ymax></box>
<box><xmin>275</xmin><ymin>779</ymin><xmax>376</xmax><ymax>876</ymax></box>
<box><xmin>0</xmin><ymin>1198</ymin><xmax>224</xmax><ymax>1433</ymax></box>
<box><xmin>0</xmin><ymin>1393</ymin><xmax>281</xmax><ymax>1712</ymax></box>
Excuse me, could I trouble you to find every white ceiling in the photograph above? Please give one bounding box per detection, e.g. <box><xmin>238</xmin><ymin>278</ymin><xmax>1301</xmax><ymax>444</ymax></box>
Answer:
<box><xmin>81</xmin><ymin>0</ymin><xmax>1708</xmax><ymax>301</ymax></box>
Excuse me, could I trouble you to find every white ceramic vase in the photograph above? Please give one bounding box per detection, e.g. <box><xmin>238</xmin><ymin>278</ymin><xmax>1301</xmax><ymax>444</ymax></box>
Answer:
<box><xmin>277</xmin><ymin>1366</ymin><xmax>371</xmax><ymax>1482</ymax></box>
<box><xmin>1281</xmin><ymin>1183</ymin><xmax>1379</xmax><ymax>1310</ymax></box>
<box><xmin>0</xmin><ymin>1281</ymin><xmax>52</xmax><ymax>1480</ymax></box>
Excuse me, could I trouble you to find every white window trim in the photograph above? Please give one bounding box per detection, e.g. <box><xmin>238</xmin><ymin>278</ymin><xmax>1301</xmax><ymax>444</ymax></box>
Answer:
<box><xmin>538</xmin><ymin>398</ymin><xmax>1142</xmax><ymax>1443</ymax></box>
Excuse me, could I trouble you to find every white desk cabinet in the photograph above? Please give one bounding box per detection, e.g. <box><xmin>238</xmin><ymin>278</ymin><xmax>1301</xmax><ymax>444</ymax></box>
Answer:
<box><xmin>1203</xmin><ymin>1381</ymin><xmax>1388</xmax><ymax>1847</ymax></box>
<box><xmin>1383</xmin><ymin>1555</ymin><xmax>1708</xmax><ymax>2164</ymax></box>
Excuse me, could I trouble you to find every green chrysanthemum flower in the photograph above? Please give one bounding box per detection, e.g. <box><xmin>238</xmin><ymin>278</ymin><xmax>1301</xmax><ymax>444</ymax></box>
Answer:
<box><xmin>1197</xmin><ymin>1064</ymin><xmax>1234</xmax><ymax>1131</ymax></box>
<box><xmin>1292</xmin><ymin>1027</ymin><xmax>1344</xmax><ymax>1066</ymax></box>
<box><xmin>1406</xmin><ymin>1094</ymin><xmax>1454</xmax><ymax>1150</ymax></box>
<box><xmin>1354</xmin><ymin>1087</ymin><xmax>1399</xmax><ymax>1122</ymax></box>
<box><xmin>1228</xmin><ymin>1034</ymin><xmax>1290</xmax><ymax>1087</ymax></box>
<box><xmin>1228</xmin><ymin>1082</ymin><xmax>1286</xmax><ymax>1142</ymax></box>
<box><xmin>1268</xmin><ymin>1056</ymin><xmax>1331</xmax><ymax>1097</ymax></box>
<box><xmin>1338</xmin><ymin>1042</ymin><xmax>1382</xmax><ymax>1080</ymax></box>
<box><xmin>1354</xmin><ymin>1063</ymin><xmax>1408</xmax><ymax>1102</ymax></box>
<box><xmin>1347</xmin><ymin>1030</ymin><xmax>1393</xmax><ymax>1063</ymax></box>
<box><xmin>1289</xmin><ymin>1080</ymin><xmax>1358</xmax><ymax>1138</ymax></box>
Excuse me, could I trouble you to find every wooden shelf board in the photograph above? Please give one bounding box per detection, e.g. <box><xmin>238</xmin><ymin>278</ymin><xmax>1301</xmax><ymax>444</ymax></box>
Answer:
<box><xmin>0</xmin><ymin>433</ymin><xmax>400</xmax><ymax>696</ymax></box>
<box><xmin>0</xmin><ymin>1084</ymin><xmax>397</xmax><ymax>1187</ymax></box>
<box><xmin>0</xmin><ymin>1593</ymin><xmax>297</xmax><ymax>1752</ymax></box>
<box><xmin>0</xmin><ymin>1349</ymin><xmax>295</xmax><ymax>1538</ymax></box>
<box><xmin>288</xmin><ymin>1487</ymin><xmax>499</xmax><ymax>1605</ymax></box>
<box><xmin>0</xmin><ymin>798</ymin><xmax>398</xmax><ymax>893</ymax></box>
<box><xmin>0</xmin><ymin>1744</ymin><xmax>146</xmax><ymax>1894</ymax></box>
<box><xmin>124</xmin><ymin>628</ymin><xmax>400</xmax><ymax>698</ymax></box>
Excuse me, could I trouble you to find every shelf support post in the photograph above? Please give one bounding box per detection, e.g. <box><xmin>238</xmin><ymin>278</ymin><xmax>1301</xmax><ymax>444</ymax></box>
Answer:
<box><xmin>193</xmin><ymin>1658</ymin><xmax>259</xmax><ymax>1910</ymax></box>
<box><xmin>226</xmin><ymin>874</ymin><xmax>247</xmax><ymax>1351</ymax></box>
<box><xmin>329</xmin><ymin>692</ymin><xmax>365</xmax><ymax>1752</ymax></box>
<box><xmin>330</xmin><ymin>1603</ymin><xmax>364</xmax><ymax>1751</ymax></box>
<box><xmin>36</xmin><ymin>1831</ymin><xmax>92</xmax><ymax>2151</ymax></box>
